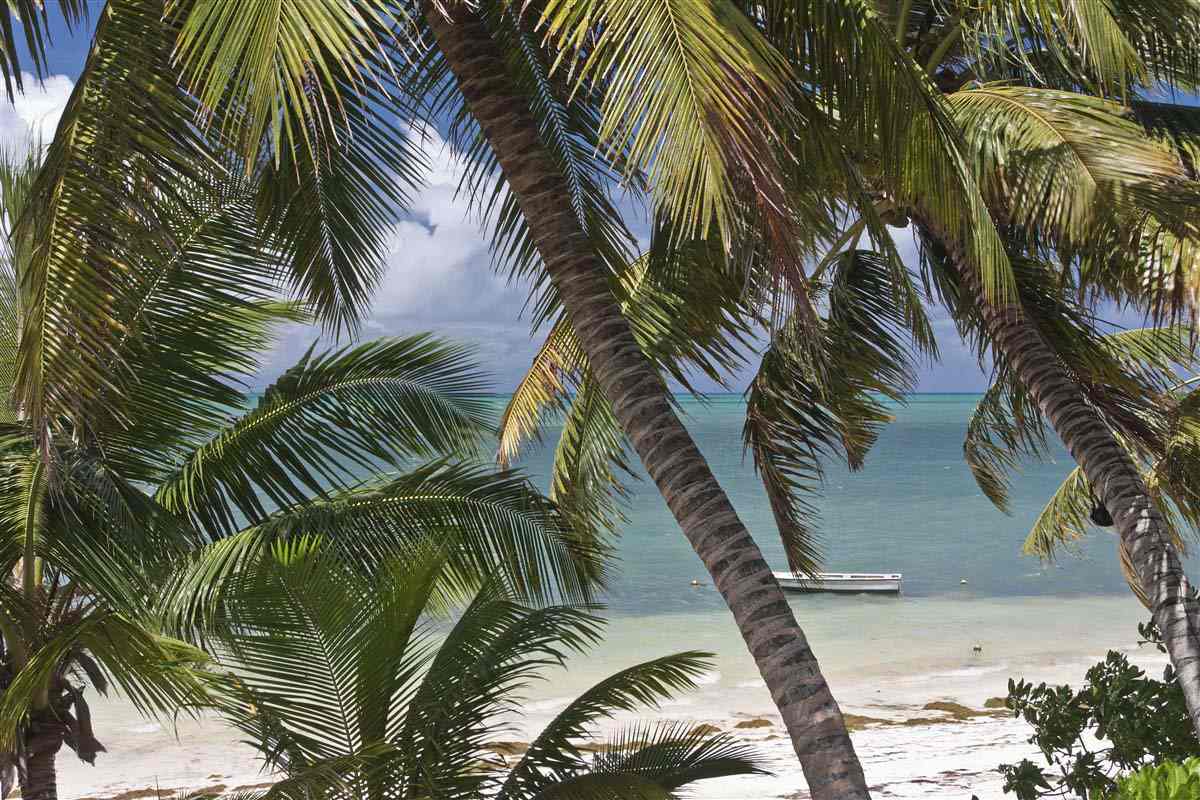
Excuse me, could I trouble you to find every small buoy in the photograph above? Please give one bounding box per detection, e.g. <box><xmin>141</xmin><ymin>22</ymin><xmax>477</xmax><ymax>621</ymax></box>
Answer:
<box><xmin>690</xmin><ymin>579</ymin><xmax>702</xmax><ymax>587</ymax></box>
<box><xmin>960</xmin><ymin>578</ymin><xmax>968</xmax><ymax>585</ymax></box>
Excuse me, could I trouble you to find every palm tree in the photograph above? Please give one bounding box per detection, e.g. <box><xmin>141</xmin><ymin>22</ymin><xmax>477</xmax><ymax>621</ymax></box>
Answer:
<box><xmin>499</xmin><ymin>0</ymin><xmax>1200</xmax><ymax>725</ymax></box>
<box><xmin>182</xmin><ymin>535</ymin><xmax>766</xmax><ymax>800</ymax></box>
<box><xmin>0</xmin><ymin>2</ymin><xmax>1024</xmax><ymax>795</ymax></box>
<box><xmin>0</xmin><ymin>149</ymin><xmax>598</xmax><ymax>800</ymax></box>
<box><xmin>822</xmin><ymin>2</ymin><xmax>1200</xmax><ymax>731</ymax></box>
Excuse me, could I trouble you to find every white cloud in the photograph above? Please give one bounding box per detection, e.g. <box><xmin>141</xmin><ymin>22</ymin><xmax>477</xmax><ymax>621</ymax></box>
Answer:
<box><xmin>257</xmin><ymin>132</ymin><xmax>550</xmax><ymax>390</ymax></box>
<box><xmin>0</xmin><ymin>72</ymin><xmax>74</xmax><ymax>150</ymax></box>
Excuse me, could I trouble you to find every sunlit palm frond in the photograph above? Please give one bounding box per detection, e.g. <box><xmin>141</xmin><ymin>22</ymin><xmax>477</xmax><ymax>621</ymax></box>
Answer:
<box><xmin>172</xmin><ymin>0</ymin><xmax>397</xmax><ymax>163</ymax></box>
<box><xmin>763</xmin><ymin>0</ymin><xmax>1013</xmax><ymax>302</ymax></box>
<box><xmin>497</xmin><ymin>317</ymin><xmax>580</xmax><ymax>470</ymax></box>
<box><xmin>160</xmin><ymin>461</ymin><xmax>603</xmax><ymax>638</ymax></box>
<box><xmin>155</xmin><ymin>335</ymin><xmax>492</xmax><ymax>537</ymax></box>
<box><xmin>946</xmin><ymin>86</ymin><xmax>1197</xmax><ymax>253</ymax></box>
<box><xmin>1024</xmin><ymin>466</ymin><xmax>1094</xmax><ymax>559</ymax></box>
<box><xmin>499</xmin><ymin>242</ymin><xmax>751</xmax><ymax>517</ymax></box>
<box><xmin>537</xmin><ymin>0</ymin><xmax>794</xmax><ymax>253</ymax></box>
<box><xmin>1023</xmin><ymin>463</ymin><xmax>1185</xmax><ymax>608</ymax></box>
<box><xmin>13</xmin><ymin>0</ymin><xmax>230</xmax><ymax>442</ymax></box>
<box><xmin>963</xmin><ymin>0</ymin><xmax>1145</xmax><ymax>93</ymax></box>
<box><xmin>549</xmin><ymin>379</ymin><xmax>630</xmax><ymax>570</ymax></box>
<box><xmin>1097</xmin><ymin>325</ymin><xmax>1197</xmax><ymax>391</ymax></box>
<box><xmin>0</xmin><ymin>449</ymin><xmax>44</xmax><ymax>580</ymax></box>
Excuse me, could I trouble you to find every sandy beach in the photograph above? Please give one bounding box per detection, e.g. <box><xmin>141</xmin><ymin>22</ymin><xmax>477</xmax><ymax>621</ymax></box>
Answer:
<box><xmin>54</xmin><ymin>592</ymin><xmax>1166</xmax><ymax>800</ymax></box>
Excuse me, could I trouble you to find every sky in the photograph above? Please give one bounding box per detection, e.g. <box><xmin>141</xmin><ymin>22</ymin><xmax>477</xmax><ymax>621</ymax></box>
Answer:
<box><xmin>3</xmin><ymin>11</ymin><xmax>1032</xmax><ymax>394</ymax></box>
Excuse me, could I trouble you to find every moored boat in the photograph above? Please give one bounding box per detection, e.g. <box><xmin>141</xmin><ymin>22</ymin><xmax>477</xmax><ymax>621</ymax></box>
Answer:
<box><xmin>773</xmin><ymin>571</ymin><xmax>903</xmax><ymax>594</ymax></box>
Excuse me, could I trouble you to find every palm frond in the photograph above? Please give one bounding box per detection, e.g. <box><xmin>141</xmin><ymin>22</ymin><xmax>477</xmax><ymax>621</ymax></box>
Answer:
<box><xmin>156</xmin><ymin>335</ymin><xmax>492</xmax><ymax>537</ymax></box>
<box><xmin>36</xmin><ymin>462</ymin><xmax>201</xmax><ymax>617</ymax></box>
<box><xmin>498</xmin><ymin>652</ymin><xmax>714</xmax><ymax>799</ymax></box>
<box><xmin>588</xmin><ymin>722</ymin><xmax>768</xmax><ymax>791</ymax></box>
<box><xmin>1022</xmin><ymin>463</ymin><xmax>1186</xmax><ymax>609</ymax></box>
<box><xmin>12</xmin><ymin>0</ymin><xmax>233</xmax><ymax>443</ymax></box>
<box><xmin>436</xmin><ymin>5</ymin><xmax>639</xmax><ymax>321</ymax></box>
<box><xmin>1023</xmin><ymin>466</ymin><xmax>1094</xmax><ymax>559</ymax></box>
<box><xmin>159</xmin><ymin>461</ymin><xmax>604</xmax><ymax>638</ymax></box>
<box><xmin>498</xmin><ymin>243</ymin><xmax>752</xmax><ymax>542</ymax></box>
<box><xmin>946</xmin><ymin>86</ymin><xmax>1198</xmax><ymax>254</ymax></box>
<box><xmin>201</xmin><ymin>538</ymin><xmax>443</xmax><ymax>771</ymax></box>
<box><xmin>0</xmin><ymin>1</ymin><xmax>89</xmax><ymax>97</ymax></box>
<box><xmin>1106</xmin><ymin>0</ymin><xmax>1200</xmax><ymax>91</ymax></box>
<box><xmin>1133</xmin><ymin>100</ymin><xmax>1200</xmax><ymax>174</ymax></box>
<box><xmin>762</xmin><ymin>0</ymin><xmax>1014</xmax><ymax>303</ymax></box>
<box><xmin>497</xmin><ymin>317</ymin><xmax>580</xmax><ymax>470</ymax></box>
<box><xmin>745</xmin><ymin>249</ymin><xmax>923</xmax><ymax>575</ymax></box>
<box><xmin>963</xmin><ymin>0</ymin><xmax>1145</xmax><ymax>92</ymax></box>
<box><xmin>397</xmin><ymin>585</ymin><xmax>603</xmax><ymax>796</ymax></box>
<box><xmin>537</xmin><ymin>0</ymin><xmax>795</xmax><ymax>253</ymax></box>
<box><xmin>171</xmin><ymin>0</ymin><xmax>435</xmax><ymax>334</ymax></box>
<box><xmin>549</xmin><ymin>379</ymin><xmax>633</xmax><ymax>558</ymax></box>
<box><xmin>0</xmin><ymin>611</ymin><xmax>209</xmax><ymax>753</ymax></box>
<box><xmin>963</xmin><ymin>378</ymin><xmax>1052</xmax><ymax>512</ymax></box>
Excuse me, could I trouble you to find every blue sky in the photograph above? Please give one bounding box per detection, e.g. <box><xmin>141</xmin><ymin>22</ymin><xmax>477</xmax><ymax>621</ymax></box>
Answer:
<box><xmin>10</xmin><ymin>10</ymin><xmax>1060</xmax><ymax>394</ymax></box>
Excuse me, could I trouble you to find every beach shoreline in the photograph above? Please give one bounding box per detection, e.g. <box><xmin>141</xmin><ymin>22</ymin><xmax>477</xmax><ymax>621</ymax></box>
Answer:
<box><xmin>55</xmin><ymin>592</ymin><xmax>1166</xmax><ymax>800</ymax></box>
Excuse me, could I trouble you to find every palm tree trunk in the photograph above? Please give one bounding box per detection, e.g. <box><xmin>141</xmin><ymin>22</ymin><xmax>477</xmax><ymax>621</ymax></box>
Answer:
<box><xmin>420</xmin><ymin>5</ymin><xmax>870</xmax><ymax>797</ymax></box>
<box><xmin>17</xmin><ymin>717</ymin><xmax>61</xmax><ymax>800</ymax></box>
<box><xmin>912</xmin><ymin>211</ymin><xmax>1200</xmax><ymax>737</ymax></box>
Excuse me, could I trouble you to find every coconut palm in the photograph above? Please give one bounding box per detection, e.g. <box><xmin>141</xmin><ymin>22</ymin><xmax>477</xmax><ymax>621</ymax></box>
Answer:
<box><xmin>500</xmin><ymin>9</ymin><xmax>1200</xmax><ymax>729</ymax></box>
<box><xmin>0</xmin><ymin>147</ymin><xmax>598</xmax><ymax>800</ymax></box>
<box><xmin>182</xmin><ymin>535</ymin><xmax>765</xmax><ymax>800</ymax></box>
<box><xmin>0</xmin><ymin>1</ymin><xmax>1029</xmax><ymax>794</ymax></box>
<box><xmin>787</xmin><ymin>2</ymin><xmax>1200</xmax><ymax>732</ymax></box>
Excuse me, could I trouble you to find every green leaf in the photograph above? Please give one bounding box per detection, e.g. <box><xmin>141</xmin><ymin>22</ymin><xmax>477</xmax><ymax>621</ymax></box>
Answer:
<box><xmin>156</xmin><ymin>335</ymin><xmax>493</xmax><ymax>537</ymax></box>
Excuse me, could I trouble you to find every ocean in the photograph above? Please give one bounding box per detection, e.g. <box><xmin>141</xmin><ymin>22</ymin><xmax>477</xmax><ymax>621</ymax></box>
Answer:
<box><xmin>61</xmin><ymin>392</ymin><xmax>1170</xmax><ymax>799</ymax></box>
<box><xmin>510</xmin><ymin>392</ymin><xmax>1139</xmax><ymax>611</ymax></box>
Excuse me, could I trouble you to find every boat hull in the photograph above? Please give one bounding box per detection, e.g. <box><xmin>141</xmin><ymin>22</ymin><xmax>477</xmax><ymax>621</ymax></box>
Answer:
<box><xmin>773</xmin><ymin>571</ymin><xmax>902</xmax><ymax>594</ymax></box>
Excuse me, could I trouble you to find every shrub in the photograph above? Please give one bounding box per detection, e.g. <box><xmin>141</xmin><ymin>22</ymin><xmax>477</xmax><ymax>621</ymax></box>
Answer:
<box><xmin>999</xmin><ymin>623</ymin><xmax>1198</xmax><ymax>799</ymax></box>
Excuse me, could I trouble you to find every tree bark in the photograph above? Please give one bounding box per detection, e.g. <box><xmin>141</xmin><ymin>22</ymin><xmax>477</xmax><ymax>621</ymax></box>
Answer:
<box><xmin>420</xmin><ymin>5</ymin><xmax>870</xmax><ymax>797</ymax></box>
<box><xmin>913</xmin><ymin>211</ymin><xmax>1200</xmax><ymax>737</ymax></box>
<box><xmin>17</xmin><ymin>717</ymin><xmax>61</xmax><ymax>800</ymax></box>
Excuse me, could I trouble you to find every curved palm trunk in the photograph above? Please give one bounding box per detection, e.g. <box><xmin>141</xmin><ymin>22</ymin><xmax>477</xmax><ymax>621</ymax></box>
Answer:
<box><xmin>17</xmin><ymin>717</ymin><xmax>61</xmax><ymax>800</ymax></box>
<box><xmin>420</xmin><ymin>5</ymin><xmax>870</xmax><ymax>797</ymax></box>
<box><xmin>913</xmin><ymin>211</ymin><xmax>1200</xmax><ymax>736</ymax></box>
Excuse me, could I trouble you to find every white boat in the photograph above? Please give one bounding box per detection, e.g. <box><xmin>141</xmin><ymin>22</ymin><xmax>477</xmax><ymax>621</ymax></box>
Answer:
<box><xmin>773</xmin><ymin>571</ymin><xmax>903</xmax><ymax>594</ymax></box>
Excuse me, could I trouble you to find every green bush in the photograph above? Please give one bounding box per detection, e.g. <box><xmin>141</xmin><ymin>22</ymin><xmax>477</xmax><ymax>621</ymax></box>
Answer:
<box><xmin>999</xmin><ymin>623</ymin><xmax>1199</xmax><ymax>799</ymax></box>
<box><xmin>1115</xmin><ymin>758</ymin><xmax>1200</xmax><ymax>799</ymax></box>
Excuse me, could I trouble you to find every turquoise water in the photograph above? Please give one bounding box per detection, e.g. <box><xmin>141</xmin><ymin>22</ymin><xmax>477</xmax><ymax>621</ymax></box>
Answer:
<box><xmin>509</xmin><ymin>393</ymin><xmax>1139</xmax><ymax>616</ymax></box>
